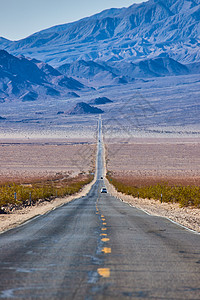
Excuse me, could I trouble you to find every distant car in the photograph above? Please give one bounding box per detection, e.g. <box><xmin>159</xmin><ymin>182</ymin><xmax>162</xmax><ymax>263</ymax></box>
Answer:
<box><xmin>101</xmin><ymin>176</ymin><xmax>103</xmax><ymax>179</ymax></box>
<box><xmin>101</xmin><ymin>187</ymin><xmax>107</xmax><ymax>193</ymax></box>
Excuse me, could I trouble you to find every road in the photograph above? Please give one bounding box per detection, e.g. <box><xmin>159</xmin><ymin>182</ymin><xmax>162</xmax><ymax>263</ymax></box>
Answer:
<box><xmin>0</xmin><ymin>117</ymin><xmax>200</xmax><ymax>299</ymax></box>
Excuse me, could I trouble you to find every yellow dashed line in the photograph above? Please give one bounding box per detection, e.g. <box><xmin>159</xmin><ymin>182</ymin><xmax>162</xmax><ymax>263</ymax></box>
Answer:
<box><xmin>100</xmin><ymin>233</ymin><xmax>107</xmax><ymax>236</ymax></box>
<box><xmin>102</xmin><ymin>247</ymin><xmax>111</xmax><ymax>254</ymax></box>
<box><xmin>101</xmin><ymin>228</ymin><xmax>107</xmax><ymax>231</ymax></box>
<box><xmin>97</xmin><ymin>268</ymin><xmax>110</xmax><ymax>278</ymax></box>
<box><xmin>101</xmin><ymin>238</ymin><xmax>109</xmax><ymax>242</ymax></box>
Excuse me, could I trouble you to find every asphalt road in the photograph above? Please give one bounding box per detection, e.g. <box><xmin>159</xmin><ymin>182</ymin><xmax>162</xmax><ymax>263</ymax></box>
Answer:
<box><xmin>0</xmin><ymin>118</ymin><xmax>199</xmax><ymax>299</ymax></box>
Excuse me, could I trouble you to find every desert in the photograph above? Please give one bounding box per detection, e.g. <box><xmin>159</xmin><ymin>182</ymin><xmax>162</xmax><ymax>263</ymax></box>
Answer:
<box><xmin>0</xmin><ymin>138</ymin><xmax>96</xmax><ymax>184</ymax></box>
<box><xmin>0</xmin><ymin>0</ymin><xmax>200</xmax><ymax>297</ymax></box>
<box><xmin>106</xmin><ymin>137</ymin><xmax>200</xmax><ymax>185</ymax></box>
<box><xmin>0</xmin><ymin>137</ymin><xmax>96</xmax><ymax>232</ymax></box>
<box><xmin>105</xmin><ymin>137</ymin><xmax>200</xmax><ymax>232</ymax></box>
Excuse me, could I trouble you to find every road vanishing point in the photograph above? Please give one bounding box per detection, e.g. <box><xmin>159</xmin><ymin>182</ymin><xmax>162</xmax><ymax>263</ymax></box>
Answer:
<box><xmin>0</xmin><ymin>117</ymin><xmax>200</xmax><ymax>299</ymax></box>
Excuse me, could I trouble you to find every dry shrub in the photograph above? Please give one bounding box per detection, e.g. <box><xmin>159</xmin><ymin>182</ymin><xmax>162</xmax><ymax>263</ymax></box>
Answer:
<box><xmin>0</xmin><ymin>174</ymin><xmax>93</xmax><ymax>211</ymax></box>
<box><xmin>107</xmin><ymin>174</ymin><xmax>200</xmax><ymax>208</ymax></box>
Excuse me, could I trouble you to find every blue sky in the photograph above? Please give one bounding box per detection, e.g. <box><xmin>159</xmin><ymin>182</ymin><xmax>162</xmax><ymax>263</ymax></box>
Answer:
<box><xmin>0</xmin><ymin>0</ymin><xmax>148</xmax><ymax>41</ymax></box>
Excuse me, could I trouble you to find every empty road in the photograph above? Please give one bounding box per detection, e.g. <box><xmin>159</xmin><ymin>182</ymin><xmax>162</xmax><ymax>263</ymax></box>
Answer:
<box><xmin>0</xmin><ymin>117</ymin><xmax>199</xmax><ymax>299</ymax></box>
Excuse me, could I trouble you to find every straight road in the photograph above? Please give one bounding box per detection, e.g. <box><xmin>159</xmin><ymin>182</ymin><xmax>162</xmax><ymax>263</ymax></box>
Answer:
<box><xmin>0</xmin><ymin>117</ymin><xmax>199</xmax><ymax>299</ymax></box>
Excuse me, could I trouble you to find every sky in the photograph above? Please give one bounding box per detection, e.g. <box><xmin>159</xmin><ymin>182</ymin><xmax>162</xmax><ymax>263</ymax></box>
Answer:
<box><xmin>0</xmin><ymin>0</ymin><xmax>148</xmax><ymax>41</ymax></box>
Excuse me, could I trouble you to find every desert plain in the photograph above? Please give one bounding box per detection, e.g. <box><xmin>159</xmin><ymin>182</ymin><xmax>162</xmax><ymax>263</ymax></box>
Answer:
<box><xmin>106</xmin><ymin>137</ymin><xmax>200</xmax><ymax>185</ymax></box>
<box><xmin>0</xmin><ymin>138</ymin><xmax>96</xmax><ymax>184</ymax></box>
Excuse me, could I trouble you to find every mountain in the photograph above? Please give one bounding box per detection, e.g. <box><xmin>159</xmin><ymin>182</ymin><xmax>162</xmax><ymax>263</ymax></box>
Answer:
<box><xmin>57</xmin><ymin>59</ymin><xmax>128</xmax><ymax>85</ymax></box>
<box><xmin>0</xmin><ymin>50</ymin><xmax>86</xmax><ymax>101</ymax></box>
<box><xmin>1</xmin><ymin>0</ymin><xmax>199</xmax><ymax>66</ymax></box>
<box><xmin>68</xmin><ymin>102</ymin><xmax>104</xmax><ymax>115</ymax></box>
<box><xmin>107</xmin><ymin>57</ymin><xmax>190</xmax><ymax>79</ymax></box>
<box><xmin>90</xmin><ymin>97</ymin><xmax>113</xmax><ymax>105</ymax></box>
<box><xmin>57</xmin><ymin>56</ymin><xmax>194</xmax><ymax>85</ymax></box>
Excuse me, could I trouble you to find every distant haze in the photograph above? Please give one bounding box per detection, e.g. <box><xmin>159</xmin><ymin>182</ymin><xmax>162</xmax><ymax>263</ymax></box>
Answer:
<box><xmin>0</xmin><ymin>0</ymin><xmax>148</xmax><ymax>41</ymax></box>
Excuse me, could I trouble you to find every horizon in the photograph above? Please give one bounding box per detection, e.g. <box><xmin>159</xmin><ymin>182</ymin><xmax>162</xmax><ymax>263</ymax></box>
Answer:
<box><xmin>0</xmin><ymin>0</ymin><xmax>148</xmax><ymax>41</ymax></box>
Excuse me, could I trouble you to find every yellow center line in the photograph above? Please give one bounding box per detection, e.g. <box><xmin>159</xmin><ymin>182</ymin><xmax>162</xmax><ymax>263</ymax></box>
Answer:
<box><xmin>101</xmin><ymin>215</ymin><xmax>104</xmax><ymax>218</ymax></box>
<box><xmin>100</xmin><ymin>233</ymin><xmax>107</xmax><ymax>236</ymax></box>
<box><xmin>102</xmin><ymin>247</ymin><xmax>111</xmax><ymax>254</ymax></box>
<box><xmin>101</xmin><ymin>238</ymin><xmax>110</xmax><ymax>242</ymax></box>
<box><xmin>103</xmin><ymin>222</ymin><xmax>106</xmax><ymax>225</ymax></box>
<box><xmin>97</xmin><ymin>268</ymin><xmax>110</xmax><ymax>278</ymax></box>
<box><xmin>102</xmin><ymin>218</ymin><xmax>105</xmax><ymax>221</ymax></box>
<box><xmin>101</xmin><ymin>228</ymin><xmax>107</xmax><ymax>231</ymax></box>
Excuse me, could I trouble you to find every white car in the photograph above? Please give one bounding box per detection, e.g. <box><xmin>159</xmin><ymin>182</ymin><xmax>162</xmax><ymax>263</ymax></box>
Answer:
<box><xmin>101</xmin><ymin>187</ymin><xmax>107</xmax><ymax>193</ymax></box>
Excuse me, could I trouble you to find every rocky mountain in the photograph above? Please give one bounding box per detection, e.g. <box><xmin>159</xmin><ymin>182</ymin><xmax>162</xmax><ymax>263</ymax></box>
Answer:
<box><xmin>0</xmin><ymin>50</ymin><xmax>86</xmax><ymax>101</ymax></box>
<box><xmin>68</xmin><ymin>102</ymin><xmax>104</xmax><ymax>115</ymax></box>
<box><xmin>90</xmin><ymin>97</ymin><xmax>113</xmax><ymax>105</ymax></box>
<box><xmin>107</xmin><ymin>57</ymin><xmax>190</xmax><ymax>79</ymax></box>
<box><xmin>57</xmin><ymin>56</ymin><xmax>195</xmax><ymax>85</ymax></box>
<box><xmin>57</xmin><ymin>60</ymin><xmax>128</xmax><ymax>85</ymax></box>
<box><xmin>1</xmin><ymin>0</ymin><xmax>199</xmax><ymax>66</ymax></box>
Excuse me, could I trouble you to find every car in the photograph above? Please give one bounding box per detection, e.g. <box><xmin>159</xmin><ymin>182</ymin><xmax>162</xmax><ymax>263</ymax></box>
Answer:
<box><xmin>101</xmin><ymin>187</ymin><xmax>107</xmax><ymax>193</ymax></box>
<box><xmin>101</xmin><ymin>176</ymin><xmax>103</xmax><ymax>179</ymax></box>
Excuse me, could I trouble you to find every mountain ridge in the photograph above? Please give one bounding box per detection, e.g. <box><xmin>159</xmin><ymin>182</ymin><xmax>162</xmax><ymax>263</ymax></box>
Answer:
<box><xmin>0</xmin><ymin>0</ymin><xmax>199</xmax><ymax>66</ymax></box>
<box><xmin>0</xmin><ymin>50</ymin><xmax>87</xmax><ymax>101</ymax></box>
<box><xmin>57</xmin><ymin>56</ymin><xmax>198</xmax><ymax>86</ymax></box>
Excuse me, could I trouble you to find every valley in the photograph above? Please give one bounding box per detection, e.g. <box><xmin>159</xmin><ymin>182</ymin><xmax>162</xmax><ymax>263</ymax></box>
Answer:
<box><xmin>0</xmin><ymin>0</ymin><xmax>199</xmax><ymax>298</ymax></box>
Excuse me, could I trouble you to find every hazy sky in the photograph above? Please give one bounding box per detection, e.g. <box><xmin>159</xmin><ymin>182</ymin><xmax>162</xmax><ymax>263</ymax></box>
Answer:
<box><xmin>0</xmin><ymin>0</ymin><xmax>148</xmax><ymax>41</ymax></box>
